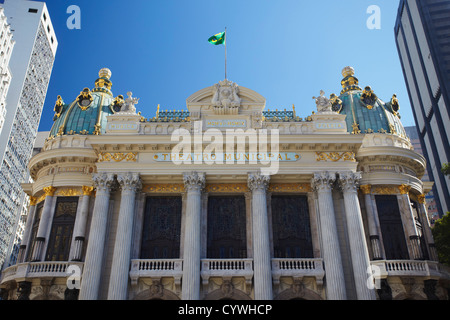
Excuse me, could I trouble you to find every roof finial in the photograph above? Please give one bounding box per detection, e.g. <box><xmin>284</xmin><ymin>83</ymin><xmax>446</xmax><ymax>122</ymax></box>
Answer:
<box><xmin>99</xmin><ymin>68</ymin><xmax>112</xmax><ymax>80</ymax></box>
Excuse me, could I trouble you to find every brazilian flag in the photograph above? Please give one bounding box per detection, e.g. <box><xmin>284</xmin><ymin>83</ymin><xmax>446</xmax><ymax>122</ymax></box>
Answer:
<box><xmin>208</xmin><ymin>31</ymin><xmax>226</xmax><ymax>45</ymax></box>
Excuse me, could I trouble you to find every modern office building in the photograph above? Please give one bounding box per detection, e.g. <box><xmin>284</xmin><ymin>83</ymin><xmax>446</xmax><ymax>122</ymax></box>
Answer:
<box><xmin>404</xmin><ymin>126</ymin><xmax>439</xmax><ymax>225</ymax></box>
<box><xmin>395</xmin><ymin>0</ymin><xmax>450</xmax><ymax>218</ymax></box>
<box><xmin>0</xmin><ymin>67</ymin><xmax>448</xmax><ymax>300</ymax></box>
<box><xmin>0</xmin><ymin>0</ymin><xmax>57</xmax><ymax>269</ymax></box>
<box><xmin>0</xmin><ymin>7</ymin><xmax>14</xmax><ymax>136</ymax></box>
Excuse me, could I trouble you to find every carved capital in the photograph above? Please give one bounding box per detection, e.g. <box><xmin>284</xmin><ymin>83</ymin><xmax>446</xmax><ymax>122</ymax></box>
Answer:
<box><xmin>82</xmin><ymin>186</ymin><xmax>94</xmax><ymax>196</ymax></box>
<box><xmin>311</xmin><ymin>171</ymin><xmax>336</xmax><ymax>191</ymax></box>
<box><xmin>183</xmin><ymin>172</ymin><xmax>205</xmax><ymax>192</ymax></box>
<box><xmin>117</xmin><ymin>172</ymin><xmax>141</xmax><ymax>193</ymax></box>
<box><xmin>43</xmin><ymin>186</ymin><xmax>57</xmax><ymax>197</ymax></box>
<box><xmin>92</xmin><ymin>172</ymin><xmax>115</xmax><ymax>193</ymax></box>
<box><xmin>247</xmin><ymin>172</ymin><xmax>270</xmax><ymax>192</ymax></box>
<box><xmin>338</xmin><ymin>171</ymin><xmax>362</xmax><ymax>193</ymax></box>
<box><xmin>398</xmin><ymin>184</ymin><xmax>411</xmax><ymax>195</ymax></box>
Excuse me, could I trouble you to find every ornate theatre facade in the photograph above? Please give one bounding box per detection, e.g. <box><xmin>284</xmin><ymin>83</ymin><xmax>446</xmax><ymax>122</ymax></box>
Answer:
<box><xmin>1</xmin><ymin>67</ymin><xmax>449</xmax><ymax>300</ymax></box>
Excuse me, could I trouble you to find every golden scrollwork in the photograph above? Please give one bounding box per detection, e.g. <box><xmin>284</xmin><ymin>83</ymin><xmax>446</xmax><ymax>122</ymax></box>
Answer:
<box><xmin>82</xmin><ymin>186</ymin><xmax>94</xmax><ymax>196</ymax></box>
<box><xmin>316</xmin><ymin>152</ymin><xmax>356</xmax><ymax>162</ymax></box>
<box><xmin>142</xmin><ymin>184</ymin><xmax>185</xmax><ymax>193</ymax></box>
<box><xmin>359</xmin><ymin>184</ymin><xmax>372</xmax><ymax>195</ymax></box>
<box><xmin>97</xmin><ymin>152</ymin><xmax>138</xmax><ymax>163</ymax></box>
<box><xmin>205</xmin><ymin>184</ymin><xmax>249</xmax><ymax>193</ymax></box>
<box><xmin>268</xmin><ymin>183</ymin><xmax>312</xmax><ymax>193</ymax></box>
<box><xmin>43</xmin><ymin>186</ymin><xmax>57</xmax><ymax>197</ymax></box>
<box><xmin>372</xmin><ymin>185</ymin><xmax>398</xmax><ymax>195</ymax></box>
<box><xmin>55</xmin><ymin>187</ymin><xmax>82</xmax><ymax>197</ymax></box>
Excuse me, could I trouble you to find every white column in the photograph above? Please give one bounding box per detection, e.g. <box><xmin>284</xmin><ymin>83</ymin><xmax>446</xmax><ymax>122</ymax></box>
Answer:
<box><xmin>70</xmin><ymin>186</ymin><xmax>94</xmax><ymax>261</ymax></box>
<box><xmin>248</xmin><ymin>172</ymin><xmax>272</xmax><ymax>300</ymax></box>
<box><xmin>18</xmin><ymin>197</ymin><xmax>37</xmax><ymax>263</ymax></box>
<box><xmin>338</xmin><ymin>172</ymin><xmax>376</xmax><ymax>300</ymax></box>
<box><xmin>30</xmin><ymin>186</ymin><xmax>56</xmax><ymax>261</ymax></box>
<box><xmin>181</xmin><ymin>172</ymin><xmax>205</xmax><ymax>300</ymax></box>
<box><xmin>398</xmin><ymin>184</ymin><xmax>423</xmax><ymax>260</ymax></box>
<box><xmin>360</xmin><ymin>185</ymin><xmax>383</xmax><ymax>260</ymax></box>
<box><xmin>417</xmin><ymin>194</ymin><xmax>438</xmax><ymax>261</ymax></box>
<box><xmin>79</xmin><ymin>173</ymin><xmax>115</xmax><ymax>300</ymax></box>
<box><xmin>311</xmin><ymin>172</ymin><xmax>346</xmax><ymax>300</ymax></box>
<box><xmin>108</xmin><ymin>173</ymin><xmax>141</xmax><ymax>300</ymax></box>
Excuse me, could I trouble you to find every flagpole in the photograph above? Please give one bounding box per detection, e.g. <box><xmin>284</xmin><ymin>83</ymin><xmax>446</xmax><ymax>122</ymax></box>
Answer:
<box><xmin>224</xmin><ymin>27</ymin><xmax>227</xmax><ymax>80</ymax></box>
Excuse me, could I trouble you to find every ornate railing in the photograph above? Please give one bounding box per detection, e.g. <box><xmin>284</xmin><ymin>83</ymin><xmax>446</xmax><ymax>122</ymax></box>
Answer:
<box><xmin>370</xmin><ymin>260</ymin><xmax>447</xmax><ymax>278</ymax></box>
<box><xmin>271</xmin><ymin>258</ymin><xmax>325</xmax><ymax>284</ymax></box>
<box><xmin>129</xmin><ymin>259</ymin><xmax>183</xmax><ymax>288</ymax></box>
<box><xmin>0</xmin><ymin>261</ymin><xmax>83</xmax><ymax>284</ymax></box>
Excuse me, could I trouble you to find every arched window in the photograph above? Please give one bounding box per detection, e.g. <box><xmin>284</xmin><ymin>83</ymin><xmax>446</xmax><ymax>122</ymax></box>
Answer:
<box><xmin>45</xmin><ymin>197</ymin><xmax>78</xmax><ymax>261</ymax></box>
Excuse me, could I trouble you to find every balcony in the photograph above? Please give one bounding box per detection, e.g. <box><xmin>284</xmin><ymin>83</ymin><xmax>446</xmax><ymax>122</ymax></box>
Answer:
<box><xmin>0</xmin><ymin>261</ymin><xmax>84</xmax><ymax>284</ymax></box>
<box><xmin>271</xmin><ymin>258</ymin><xmax>325</xmax><ymax>286</ymax></box>
<box><xmin>370</xmin><ymin>260</ymin><xmax>450</xmax><ymax>279</ymax></box>
<box><xmin>129</xmin><ymin>259</ymin><xmax>183</xmax><ymax>289</ymax></box>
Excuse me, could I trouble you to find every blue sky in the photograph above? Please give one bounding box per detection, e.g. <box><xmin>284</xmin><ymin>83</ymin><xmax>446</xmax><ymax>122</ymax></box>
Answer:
<box><xmin>34</xmin><ymin>0</ymin><xmax>415</xmax><ymax>132</ymax></box>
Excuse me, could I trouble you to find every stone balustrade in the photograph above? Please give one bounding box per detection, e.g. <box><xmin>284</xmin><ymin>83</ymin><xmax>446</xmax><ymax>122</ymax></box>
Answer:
<box><xmin>271</xmin><ymin>258</ymin><xmax>325</xmax><ymax>286</ymax></box>
<box><xmin>371</xmin><ymin>260</ymin><xmax>449</xmax><ymax>279</ymax></box>
<box><xmin>0</xmin><ymin>261</ymin><xmax>83</xmax><ymax>284</ymax></box>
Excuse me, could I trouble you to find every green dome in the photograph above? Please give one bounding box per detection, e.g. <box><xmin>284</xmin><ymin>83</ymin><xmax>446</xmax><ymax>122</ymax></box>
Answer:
<box><xmin>49</xmin><ymin>68</ymin><xmax>123</xmax><ymax>137</ymax></box>
<box><xmin>332</xmin><ymin>67</ymin><xmax>406</xmax><ymax>137</ymax></box>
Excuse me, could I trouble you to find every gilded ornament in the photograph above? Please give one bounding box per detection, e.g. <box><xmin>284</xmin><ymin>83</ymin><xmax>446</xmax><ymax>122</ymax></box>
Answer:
<box><xmin>43</xmin><ymin>186</ymin><xmax>57</xmax><ymax>197</ymax></box>
<box><xmin>372</xmin><ymin>186</ymin><xmax>398</xmax><ymax>195</ymax></box>
<box><xmin>360</xmin><ymin>185</ymin><xmax>372</xmax><ymax>195</ymax></box>
<box><xmin>316</xmin><ymin>152</ymin><xmax>356</xmax><ymax>162</ymax></box>
<box><xmin>29</xmin><ymin>196</ymin><xmax>38</xmax><ymax>206</ymax></box>
<box><xmin>53</xmin><ymin>95</ymin><xmax>64</xmax><ymax>120</ymax></box>
<box><xmin>142</xmin><ymin>184</ymin><xmax>185</xmax><ymax>193</ymax></box>
<box><xmin>82</xmin><ymin>186</ymin><xmax>94</xmax><ymax>196</ymax></box>
<box><xmin>205</xmin><ymin>184</ymin><xmax>249</xmax><ymax>193</ymax></box>
<box><xmin>417</xmin><ymin>194</ymin><xmax>426</xmax><ymax>204</ymax></box>
<box><xmin>398</xmin><ymin>184</ymin><xmax>411</xmax><ymax>195</ymax></box>
<box><xmin>97</xmin><ymin>152</ymin><xmax>137</xmax><ymax>162</ymax></box>
<box><xmin>55</xmin><ymin>187</ymin><xmax>82</xmax><ymax>197</ymax></box>
<box><xmin>268</xmin><ymin>183</ymin><xmax>312</xmax><ymax>193</ymax></box>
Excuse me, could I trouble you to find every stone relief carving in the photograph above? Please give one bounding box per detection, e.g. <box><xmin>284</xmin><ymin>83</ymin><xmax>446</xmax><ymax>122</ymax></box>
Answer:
<box><xmin>211</xmin><ymin>80</ymin><xmax>241</xmax><ymax>115</ymax></box>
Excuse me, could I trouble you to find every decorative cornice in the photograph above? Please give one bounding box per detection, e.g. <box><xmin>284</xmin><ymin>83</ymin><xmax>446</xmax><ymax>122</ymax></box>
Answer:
<box><xmin>247</xmin><ymin>172</ymin><xmax>270</xmax><ymax>192</ymax></box>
